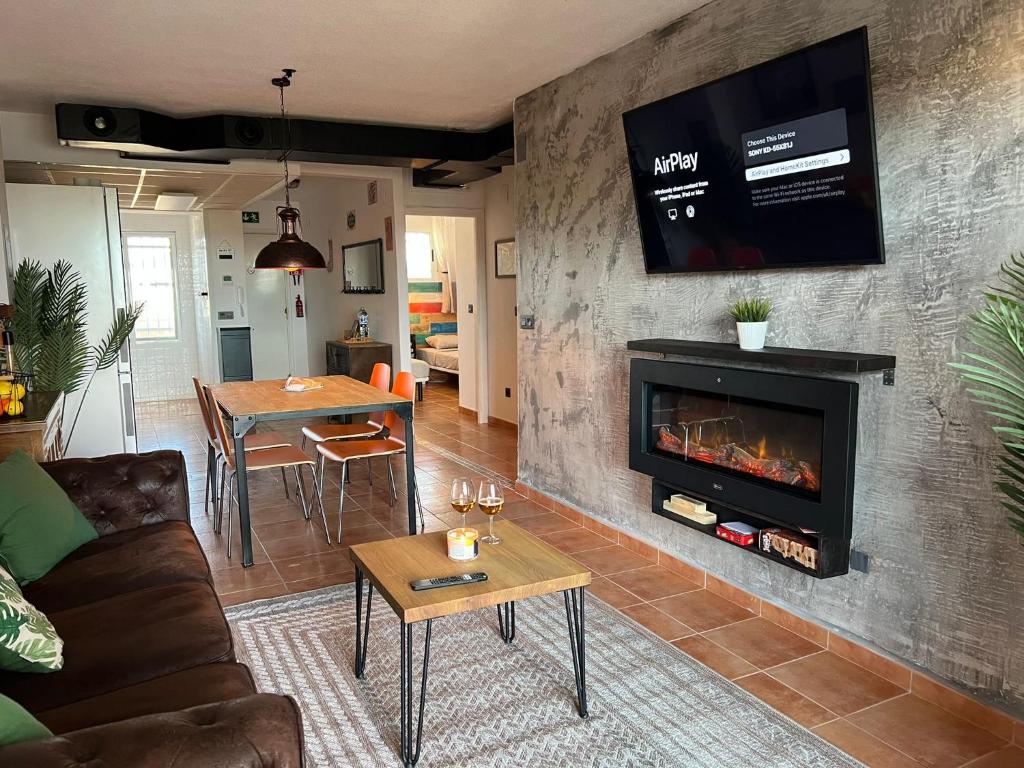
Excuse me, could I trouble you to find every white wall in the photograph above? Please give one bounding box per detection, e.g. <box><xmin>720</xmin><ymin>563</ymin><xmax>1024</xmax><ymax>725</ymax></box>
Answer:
<box><xmin>480</xmin><ymin>167</ymin><xmax>518</xmax><ymax>425</ymax></box>
<box><xmin>0</xmin><ymin>122</ymin><xmax>12</xmax><ymax>303</ymax></box>
<box><xmin>120</xmin><ymin>210</ymin><xmax>204</xmax><ymax>401</ymax></box>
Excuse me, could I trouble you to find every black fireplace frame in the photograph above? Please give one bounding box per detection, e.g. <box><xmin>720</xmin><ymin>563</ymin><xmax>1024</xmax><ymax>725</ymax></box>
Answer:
<box><xmin>629</xmin><ymin>358</ymin><xmax>858</xmax><ymax>541</ymax></box>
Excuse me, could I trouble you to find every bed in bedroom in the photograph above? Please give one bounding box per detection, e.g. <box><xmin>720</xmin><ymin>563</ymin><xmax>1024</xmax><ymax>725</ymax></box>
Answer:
<box><xmin>414</xmin><ymin>333</ymin><xmax>460</xmax><ymax>375</ymax></box>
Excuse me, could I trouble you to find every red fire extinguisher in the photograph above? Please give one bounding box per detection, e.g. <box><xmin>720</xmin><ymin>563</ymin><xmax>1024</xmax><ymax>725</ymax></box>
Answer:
<box><xmin>295</xmin><ymin>294</ymin><xmax>304</xmax><ymax>318</ymax></box>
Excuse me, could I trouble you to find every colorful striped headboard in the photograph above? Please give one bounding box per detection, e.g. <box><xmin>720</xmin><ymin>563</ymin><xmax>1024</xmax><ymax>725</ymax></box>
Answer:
<box><xmin>409</xmin><ymin>281</ymin><xmax>457</xmax><ymax>345</ymax></box>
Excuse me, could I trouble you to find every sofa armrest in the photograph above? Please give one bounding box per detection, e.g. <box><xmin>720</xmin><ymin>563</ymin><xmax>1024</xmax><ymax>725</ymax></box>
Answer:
<box><xmin>42</xmin><ymin>450</ymin><xmax>190</xmax><ymax>536</ymax></box>
<box><xmin>0</xmin><ymin>693</ymin><xmax>304</xmax><ymax>767</ymax></box>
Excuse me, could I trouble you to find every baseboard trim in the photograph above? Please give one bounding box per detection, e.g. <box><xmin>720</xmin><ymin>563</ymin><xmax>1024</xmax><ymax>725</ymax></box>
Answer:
<box><xmin>513</xmin><ymin>478</ymin><xmax>1024</xmax><ymax>731</ymax></box>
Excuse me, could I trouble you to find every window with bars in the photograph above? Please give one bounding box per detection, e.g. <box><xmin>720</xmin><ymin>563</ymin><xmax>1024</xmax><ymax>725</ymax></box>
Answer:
<box><xmin>405</xmin><ymin>231</ymin><xmax>433</xmax><ymax>279</ymax></box>
<box><xmin>124</xmin><ymin>233</ymin><xmax>179</xmax><ymax>340</ymax></box>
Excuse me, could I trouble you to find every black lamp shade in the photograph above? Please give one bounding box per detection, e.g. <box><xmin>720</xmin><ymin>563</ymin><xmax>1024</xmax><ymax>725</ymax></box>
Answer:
<box><xmin>254</xmin><ymin>206</ymin><xmax>326</xmax><ymax>270</ymax></box>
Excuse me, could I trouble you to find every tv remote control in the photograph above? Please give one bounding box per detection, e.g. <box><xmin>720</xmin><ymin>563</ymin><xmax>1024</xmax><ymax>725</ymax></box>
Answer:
<box><xmin>410</xmin><ymin>572</ymin><xmax>488</xmax><ymax>591</ymax></box>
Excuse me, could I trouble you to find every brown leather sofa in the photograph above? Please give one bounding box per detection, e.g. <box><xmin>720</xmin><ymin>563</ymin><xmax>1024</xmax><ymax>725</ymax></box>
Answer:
<box><xmin>0</xmin><ymin>451</ymin><xmax>304</xmax><ymax>767</ymax></box>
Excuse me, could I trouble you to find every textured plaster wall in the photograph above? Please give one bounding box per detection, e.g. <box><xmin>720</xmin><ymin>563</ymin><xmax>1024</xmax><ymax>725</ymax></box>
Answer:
<box><xmin>515</xmin><ymin>0</ymin><xmax>1024</xmax><ymax>711</ymax></box>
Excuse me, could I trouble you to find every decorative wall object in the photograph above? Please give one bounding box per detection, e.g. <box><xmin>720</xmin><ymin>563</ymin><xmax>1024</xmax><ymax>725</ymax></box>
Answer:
<box><xmin>385</xmin><ymin>216</ymin><xmax>394</xmax><ymax>252</ymax></box>
<box><xmin>495</xmin><ymin>238</ymin><xmax>517</xmax><ymax>278</ymax></box>
<box><xmin>367</xmin><ymin>180</ymin><xmax>378</xmax><ymax>206</ymax></box>
<box><xmin>408</xmin><ymin>280</ymin><xmax>457</xmax><ymax>346</ymax></box>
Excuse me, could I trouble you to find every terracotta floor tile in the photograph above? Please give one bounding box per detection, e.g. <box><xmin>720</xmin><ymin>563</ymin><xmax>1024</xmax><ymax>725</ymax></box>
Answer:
<box><xmin>735</xmin><ymin>673</ymin><xmax>837</xmax><ymax>728</ymax></box>
<box><xmin>218</xmin><ymin>583</ymin><xmax>290</xmax><ymax>607</ymax></box>
<box><xmin>607</xmin><ymin>565</ymin><xmax>703</xmax><ymax>601</ymax></box>
<box><xmin>962</xmin><ymin>746</ymin><xmax>1024</xmax><ymax>767</ymax></box>
<box><xmin>513</xmin><ymin>511</ymin><xmax>579</xmax><ymax>535</ymax></box>
<box><xmin>273</xmin><ymin>549</ymin><xmax>356</xmax><ymax>583</ymax></box>
<box><xmin>672</xmin><ymin>635</ymin><xmax>757</xmax><ymax>680</ymax></box>
<box><xmin>620</xmin><ymin>603</ymin><xmax>694</xmax><ymax>642</ymax></box>
<box><xmin>769</xmin><ymin>652</ymin><xmax>905</xmax><ymax>716</ymax></box>
<box><xmin>849</xmin><ymin>695</ymin><xmax>1008</xmax><ymax>768</ymax></box>
<box><xmin>813</xmin><ymin>719</ymin><xmax>923</xmax><ymax>768</ymax></box>
<box><xmin>587</xmin><ymin>577</ymin><xmax>643</xmax><ymax>610</ymax></box>
<box><xmin>286</xmin><ymin>571</ymin><xmax>357</xmax><ymax>594</ymax></box>
<box><xmin>572</xmin><ymin>545</ymin><xmax>655</xmax><ymax>576</ymax></box>
<box><xmin>651</xmin><ymin>589</ymin><xmax>756</xmax><ymax>632</ymax></box>
<box><xmin>212</xmin><ymin>563</ymin><xmax>283</xmax><ymax>594</ymax></box>
<box><xmin>538</xmin><ymin>528</ymin><xmax>614</xmax><ymax>554</ymax></box>
<box><xmin>703</xmin><ymin>617</ymin><xmax>823</xmax><ymax>669</ymax></box>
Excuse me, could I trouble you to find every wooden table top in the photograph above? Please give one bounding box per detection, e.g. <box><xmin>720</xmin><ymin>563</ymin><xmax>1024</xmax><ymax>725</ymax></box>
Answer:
<box><xmin>349</xmin><ymin>521</ymin><xmax>592</xmax><ymax>623</ymax></box>
<box><xmin>209</xmin><ymin>375</ymin><xmax>410</xmax><ymax>419</ymax></box>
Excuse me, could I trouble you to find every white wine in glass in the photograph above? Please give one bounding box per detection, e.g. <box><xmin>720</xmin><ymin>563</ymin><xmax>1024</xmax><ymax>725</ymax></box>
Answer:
<box><xmin>450</xmin><ymin>478</ymin><xmax>476</xmax><ymax>530</ymax></box>
<box><xmin>478</xmin><ymin>479</ymin><xmax>504</xmax><ymax>544</ymax></box>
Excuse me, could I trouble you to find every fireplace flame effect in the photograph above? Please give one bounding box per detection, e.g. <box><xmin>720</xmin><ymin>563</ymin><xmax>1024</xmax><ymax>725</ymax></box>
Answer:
<box><xmin>656</xmin><ymin>426</ymin><xmax>820</xmax><ymax>492</ymax></box>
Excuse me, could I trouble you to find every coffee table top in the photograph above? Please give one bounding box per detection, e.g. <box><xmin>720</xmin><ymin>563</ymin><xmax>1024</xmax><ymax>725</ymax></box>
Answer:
<box><xmin>349</xmin><ymin>521</ymin><xmax>592</xmax><ymax>623</ymax></box>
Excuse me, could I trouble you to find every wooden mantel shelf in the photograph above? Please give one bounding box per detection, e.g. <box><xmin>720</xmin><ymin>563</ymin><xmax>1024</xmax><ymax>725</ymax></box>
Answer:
<box><xmin>626</xmin><ymin>339</ymin><xmax>896</xmax><ymax>374</ymax></box>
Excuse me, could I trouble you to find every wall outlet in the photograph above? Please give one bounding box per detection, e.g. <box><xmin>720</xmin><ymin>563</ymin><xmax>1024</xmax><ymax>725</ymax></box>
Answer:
<box><xmin>849</xmin><ymin>548</ymin><xmax>870</xmax><ymax>573</ymax></box>
<box><xmin>505</xmin><ymin>387</ymin><xmax>511</xmax><ymax>398</ymax></box>
<box><xmin>468</xmin><ymin>303</ymin><xmax>474</xmax><ymax>314</ymax></box>
<box><xmin>520</xmin><ymin>314</ymin><xmax>535</xmax><ymax>330</ymax></box>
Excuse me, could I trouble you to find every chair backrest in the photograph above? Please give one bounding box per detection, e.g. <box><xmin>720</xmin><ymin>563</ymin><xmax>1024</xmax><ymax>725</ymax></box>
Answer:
<box><xmin>367</xmin><ymin>362</ymin><xmax>391</xmax><ymax>426</ymax></box>
<box><xmin>206</xmin><ymin>388</ymin><xmax>233</xmax><ymax>462</ymax></box>
<box><xmin>192</xmin><ymin>376</ymin><xmax>217</xmax><ymax>443</ymax></box>
<box><xmin>383</xmin><ymin>371</ymin><xmax>416</xmax><ymax>444</ymax></box>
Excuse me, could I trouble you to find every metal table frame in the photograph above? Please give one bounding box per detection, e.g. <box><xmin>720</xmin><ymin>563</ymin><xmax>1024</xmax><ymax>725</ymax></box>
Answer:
<box><xmin>353</xmin><ymin>569</ymin><xmax>589</xmax><ymax>767</ymax></box>
<box><xmin>224</xmin><ymin>399</ymin><xmax>416</xmax><ymax>567</ymax></box>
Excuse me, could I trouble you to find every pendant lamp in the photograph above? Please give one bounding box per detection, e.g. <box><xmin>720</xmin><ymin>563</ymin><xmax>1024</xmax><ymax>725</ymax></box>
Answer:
<box><xmin>254</xmin><ymin>69</ymin><xmax>326</xmax><ymax>271</ymax></box>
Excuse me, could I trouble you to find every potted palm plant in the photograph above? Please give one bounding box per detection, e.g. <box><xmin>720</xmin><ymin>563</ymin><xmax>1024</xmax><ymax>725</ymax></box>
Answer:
<box><xmin>10</xmin><ymin>259</ymin><xmax>143</xmax><ymax>456</ymax></box>
<box><xmin>729</xmin><ymin>297</ymin><xmax>773</xmax><ymax>351</ymax></box>
<box><xmin>953</xmin><ymin>253</ymin><xmax>1024</xmax><ymax>540</ymax></box>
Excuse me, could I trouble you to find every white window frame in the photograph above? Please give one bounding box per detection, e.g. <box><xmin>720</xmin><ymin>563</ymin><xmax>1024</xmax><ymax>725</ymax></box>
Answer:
<box><xmin>123</xmin><ymin>231</ymin><xmax>180</xmax><ymax>342</ymax></box>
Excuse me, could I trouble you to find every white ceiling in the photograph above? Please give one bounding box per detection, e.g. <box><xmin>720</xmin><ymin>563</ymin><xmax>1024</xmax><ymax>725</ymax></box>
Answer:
<box><xmin>0</xmin><ymin>0</ymin><xmax>704</xmax><ymax>130</ymax></box>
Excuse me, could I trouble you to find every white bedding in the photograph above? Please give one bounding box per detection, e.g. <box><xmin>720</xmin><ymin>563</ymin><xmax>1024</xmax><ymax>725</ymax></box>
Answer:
<box><xmin>416</xmin><ymin>346</ymin><xmax>459</xmax><ymax>372</ymax></box>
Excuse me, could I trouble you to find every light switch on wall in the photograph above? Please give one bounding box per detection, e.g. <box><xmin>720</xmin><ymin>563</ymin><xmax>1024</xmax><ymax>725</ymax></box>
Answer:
<box><xmin>520</xmin><ymin>314</ymin><xmax>535</xmax><ymax>330</ymax></box>
<box><xmin>467</xmin><ymin>303</ymin><xmax>474</xmax><ymax>314</ymax></box>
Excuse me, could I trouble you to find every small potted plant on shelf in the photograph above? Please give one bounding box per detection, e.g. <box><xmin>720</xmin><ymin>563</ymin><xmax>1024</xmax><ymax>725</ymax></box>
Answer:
<box><xmin>729</xmin><ymin>297</ymin><xmax>773</xmax><ymax>351</ymax></box>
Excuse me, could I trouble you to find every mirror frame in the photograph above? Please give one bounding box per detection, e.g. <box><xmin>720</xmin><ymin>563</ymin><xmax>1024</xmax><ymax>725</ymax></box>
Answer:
<box><xmin>341</xmin><ymin>238</ymin><xmax>385</xmax><ymax>294</ymax></box>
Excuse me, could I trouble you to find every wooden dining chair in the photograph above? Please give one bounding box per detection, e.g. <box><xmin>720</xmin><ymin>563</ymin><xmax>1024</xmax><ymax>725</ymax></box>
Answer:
<box><xmin>206</xmin><ymin>388</ymin><xmax>324</xmax><ymax>556</ymax></box>
<box><xmin>314</xmin><ymin>371</ymin><xmax>424</xmax><ymax>543</ymax></box>
<box><xmin>300</xmin><ymin>362</ymin><xmax>391</xmax><ymax>449</ymax></box>
<box><xmin>192</xmin><ymin>377</ymin><xmax>289</xmax><ymax>516</ymax></box>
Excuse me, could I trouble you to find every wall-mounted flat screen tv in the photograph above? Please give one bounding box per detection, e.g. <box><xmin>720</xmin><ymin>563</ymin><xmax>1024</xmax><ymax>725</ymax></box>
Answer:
<box><xmin>623</xmin><ymin>27</ymin><xmax>883</xmax><ymax>273</ymax></box>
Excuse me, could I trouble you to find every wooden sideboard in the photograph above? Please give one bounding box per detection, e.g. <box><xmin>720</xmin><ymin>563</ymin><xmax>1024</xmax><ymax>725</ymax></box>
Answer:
<box><xmin>0</xmin><ymin>390</ymin><xmax>62</xmax><ymax>462</ymax></box>
<box><xmin>326</xmin><ymin>340</ymin><xmax>392</xmax><ymax>383</ymax></box>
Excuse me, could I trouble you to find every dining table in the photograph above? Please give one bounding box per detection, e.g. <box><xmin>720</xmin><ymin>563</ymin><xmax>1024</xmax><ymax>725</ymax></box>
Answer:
<box><xmin>208</xmin><ymin>374</ymin><xmax>416</xmax><ymax>567</ymax></box>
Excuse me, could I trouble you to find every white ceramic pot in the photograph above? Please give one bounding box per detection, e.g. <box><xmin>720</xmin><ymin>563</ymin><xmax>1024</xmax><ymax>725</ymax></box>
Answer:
<box><xmin>736</xmin><ymin>321</ymin><xmax>768</xmax><ymax>350</ymax></box>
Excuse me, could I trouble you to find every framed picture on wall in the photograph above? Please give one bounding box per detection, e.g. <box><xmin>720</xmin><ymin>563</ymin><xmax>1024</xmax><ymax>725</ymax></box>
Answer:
<box><xmin>384</xmin><ymin>216</ymin><xmax>394</xmax><ymax>251</ymax></box>
<box><xmin>495</xmin><ymin>238</ymin><xmax>517</xmax><ymax>278</ymax></box>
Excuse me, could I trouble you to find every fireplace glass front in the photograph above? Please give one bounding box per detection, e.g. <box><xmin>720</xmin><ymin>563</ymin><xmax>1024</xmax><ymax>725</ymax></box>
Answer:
<box><xmin>650</xmin><ymin>385</ymin><xmax>824</xmax><ymax>501</ymax></box>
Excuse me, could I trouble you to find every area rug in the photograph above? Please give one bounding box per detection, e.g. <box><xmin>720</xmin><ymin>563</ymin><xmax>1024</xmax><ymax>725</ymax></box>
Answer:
<box><xmin>226</xmin><ymin>586</ymin><xmax>861</xmax><ymax>768</ymax></box>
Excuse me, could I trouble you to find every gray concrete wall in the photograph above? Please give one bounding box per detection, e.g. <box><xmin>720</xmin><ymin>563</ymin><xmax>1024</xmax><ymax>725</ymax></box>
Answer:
<box><xmin>514</xmin><ymin>0</ymin><xmax>1024</xmax><ymax>712</ymax></box>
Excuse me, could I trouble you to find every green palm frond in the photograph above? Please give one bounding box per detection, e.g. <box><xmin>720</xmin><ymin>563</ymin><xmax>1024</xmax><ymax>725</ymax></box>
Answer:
<box><xmin>953</xmin><ymin>251</ymin><xmax>1024</xmax><ymax>540</ymax></box>
<box><xmin>10</xmin><ymin>259</ymin><xmax>143</xmax><ymax>455</ymax></box>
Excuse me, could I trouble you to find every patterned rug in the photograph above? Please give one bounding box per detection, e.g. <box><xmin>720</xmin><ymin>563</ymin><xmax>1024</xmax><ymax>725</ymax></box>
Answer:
<box><xmin>226</xmin><ymin>586</ymin><xmax>862</xmax><ymax>768</ymax></box>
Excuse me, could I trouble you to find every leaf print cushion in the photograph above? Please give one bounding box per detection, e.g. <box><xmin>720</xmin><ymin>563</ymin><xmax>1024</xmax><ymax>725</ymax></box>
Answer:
<box><xmin>0</xmin><ymin>563</ymin><xmax>63</xmax><ymax>673</ymax></box>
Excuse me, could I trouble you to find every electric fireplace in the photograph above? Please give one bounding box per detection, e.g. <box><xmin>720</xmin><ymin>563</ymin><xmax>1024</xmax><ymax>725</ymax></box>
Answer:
<box><xmin>629</xmin><ymin>358</ymin><xmax>858</xmax><ymax>577</ymax></box>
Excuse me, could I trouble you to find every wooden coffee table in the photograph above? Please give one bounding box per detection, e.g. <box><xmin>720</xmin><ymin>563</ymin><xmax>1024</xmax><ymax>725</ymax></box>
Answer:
<box><xmin>348</xmin><ymin>520</ymin><xmax>592</xmax><ymax>767</ymax></box>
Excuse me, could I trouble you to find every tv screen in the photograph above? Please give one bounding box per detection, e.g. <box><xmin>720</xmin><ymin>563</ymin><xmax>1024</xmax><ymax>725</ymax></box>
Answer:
<box><xmin>623</xmin><ymin>28</ymin><xmax>883</xmax><ymax>273</ymax></box>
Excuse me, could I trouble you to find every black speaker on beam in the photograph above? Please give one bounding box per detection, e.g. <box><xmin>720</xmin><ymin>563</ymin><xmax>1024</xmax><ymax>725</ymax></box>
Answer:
<box><xmin>56</xmin><ymin>104</ymin><xmax>143</xmax><ymax>144</ymax></box>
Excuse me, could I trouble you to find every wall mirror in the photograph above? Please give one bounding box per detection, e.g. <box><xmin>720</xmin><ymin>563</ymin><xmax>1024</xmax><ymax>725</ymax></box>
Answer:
<box><xmin>342</xmin><ymin>238</ymin><xmax>385</xmax><ymax>294</ymax></box>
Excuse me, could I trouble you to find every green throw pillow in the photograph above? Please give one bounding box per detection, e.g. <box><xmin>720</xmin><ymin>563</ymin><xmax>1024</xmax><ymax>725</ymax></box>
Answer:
<box><xmin>0</xmin><ymin>692</ymin><xmax>52</xmax><ymax>745</ymax></box>
<box><xmin>0</xmin><ymin>449</ymin><xmax>97</xmax><ymax>584</ymax></box>
<box><xmin>0</xmin><ymin>563</ymin><xmax>63</xmax><ymax>673</ymax></box>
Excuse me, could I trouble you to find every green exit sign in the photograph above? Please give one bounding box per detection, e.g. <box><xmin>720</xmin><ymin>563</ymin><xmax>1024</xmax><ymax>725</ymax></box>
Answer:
<box><xmin>241</xmin><ymin>211</ymin><xmax>260</xmax><ymax>224</ymax></box>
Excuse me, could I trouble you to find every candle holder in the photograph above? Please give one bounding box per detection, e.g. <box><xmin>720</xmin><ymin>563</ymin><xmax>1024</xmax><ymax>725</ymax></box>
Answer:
<box><xmin>446</xmin><ymin>527</ymin><xmax>479</xmax><ymax>561</ymax></box>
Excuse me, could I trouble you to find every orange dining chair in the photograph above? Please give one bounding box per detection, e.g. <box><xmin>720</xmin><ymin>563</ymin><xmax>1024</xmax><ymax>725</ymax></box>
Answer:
<box><xmin>314</xmin><ymin>371</ymin><xmax>424</xmax><ymax>543</ymax></box>
<box><xmin>207</xmin><ymin>388</ymin><xmax>323</xmax><ymax>555</ymax></box>
<box><xmin>192</xmin><ymin>377</ymin><xmax>290</xmax><ymax>516</ymax></box>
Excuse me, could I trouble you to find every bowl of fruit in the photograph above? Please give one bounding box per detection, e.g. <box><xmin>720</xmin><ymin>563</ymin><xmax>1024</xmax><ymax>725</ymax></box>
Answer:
<box><xmin>0</xmin><ymin>378</ymin><xmax>27</xmax><ymax>418</ymax></box>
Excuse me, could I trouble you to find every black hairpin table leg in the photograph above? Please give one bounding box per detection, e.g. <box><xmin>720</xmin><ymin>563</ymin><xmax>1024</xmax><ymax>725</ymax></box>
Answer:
<box><xmin>563</xmin><ymin>587</ymin><xmax>589</xmax><ymax>718</ymax></box>
<box><xmin>354</xmin><ymin>569</ymin><xmax>373</xmax><ymax>679</ymax></box>
<box><xmin>400</xmin><ymin>619</ymin><xmax>433</xmax><ymax>767</ymax></box>
<box><xmin>496</xmin><ymin>601</ymin><xmax>516</xmax><ymax>644</ymax></box>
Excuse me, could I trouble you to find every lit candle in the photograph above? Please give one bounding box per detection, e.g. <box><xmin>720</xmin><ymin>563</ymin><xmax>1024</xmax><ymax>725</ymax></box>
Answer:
<box><xmin>447</xmin><ymin>527</ymin><xmax>479</xmax><ymax>561</ymax></box>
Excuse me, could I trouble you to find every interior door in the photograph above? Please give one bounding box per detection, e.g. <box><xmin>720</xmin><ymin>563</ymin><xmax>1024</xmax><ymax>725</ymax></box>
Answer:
<box><xmin>243</xmin><ymin>234</ymin><xmax>291</xmax><ymax>379</ymax></box>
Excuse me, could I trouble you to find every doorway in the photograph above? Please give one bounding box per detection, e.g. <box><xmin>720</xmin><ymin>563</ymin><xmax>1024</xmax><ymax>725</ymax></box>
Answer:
<box><xmin>405</xmin><ymin>213</ymin><xmax>485</xmax><ymax>419</ymax></box>
<box><xmin>242</xmin><ymin>233</ymin><xmax>303</xmax><ymax>379</ymax></box>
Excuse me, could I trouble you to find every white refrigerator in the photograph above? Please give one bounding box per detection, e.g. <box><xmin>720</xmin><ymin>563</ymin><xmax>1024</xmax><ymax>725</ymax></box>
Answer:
<box><xmin>5</xmin><ymin>183</ymin><xmax>136</xmax><ymax>458</ymax></box>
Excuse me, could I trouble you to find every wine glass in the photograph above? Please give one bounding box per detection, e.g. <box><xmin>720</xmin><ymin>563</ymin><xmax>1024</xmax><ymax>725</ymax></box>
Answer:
<box><xmin>478</xmin><ymin>479</ymin><xmax>504</xmax><ymax>544</ymax></box>
<box><xmin>450</xmin><ymin>478</ymin><xmax>476</xmax><ymax>530</ymax></box>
